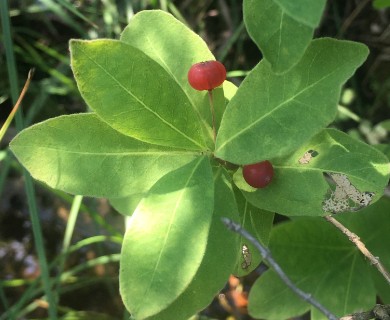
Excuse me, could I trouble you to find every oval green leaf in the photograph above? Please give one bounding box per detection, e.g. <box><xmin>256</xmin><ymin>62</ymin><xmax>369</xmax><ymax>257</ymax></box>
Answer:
<box><xmin>274</xmin><ymin>0</ymin><xmax>326</xmax><ymax>27</ymax></box>
<box><xmin>233</xmin><ymin>188</ymin><xmax>274</xmax><ymax>276</ymax></box>
<box><xmin>244</xmin><ymin>0</ymin><xmax>326</xmax><ymax>73</ymax></box>
<box><xmin>249</xmin><ymin>198</ymin><xmax>390</xmax><ymax>319</ymax></box>
<box><xmin>215</xmin><ymin>38</ymin><xmax>369</xmax><ymax>165</ymax></box>
<box><xmin>120</xmin><ymin>10</ymin><xmax>225</xmax><ymax>148</ymax></box>
<box><xmin>145</xmin><ymin>167</ymin><xmax>239</xmax><ymax>320</ymax></box>
<box><xmin>119</xmin><ymin>156</ymin><xmax>214</xmax><ymax>319</ymax></box>
<box><xmin>109</xmin><ymin>193</ymin><xmax>144</xmax><ymax>216</ymax></box>
<box><xmin>10</xmin><ymin>114</ymin><xmax>200</xmax><ymax>198</ymax></box>
<box><xmin>70</xmin><ymin>39</ymin><xmax>207</xmax><ymax>150</ymax></box>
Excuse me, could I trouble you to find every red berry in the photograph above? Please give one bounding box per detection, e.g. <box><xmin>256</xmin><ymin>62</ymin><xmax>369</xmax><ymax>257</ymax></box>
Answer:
<box><xmin>243</xmin><ymin>161</ymin><xmax>274</xmax><ymax>188</ymax></box>
<box><xmin>188</xmin><ymin>61</ymin><xmax>226</xmax><ymax>91</ymax></box>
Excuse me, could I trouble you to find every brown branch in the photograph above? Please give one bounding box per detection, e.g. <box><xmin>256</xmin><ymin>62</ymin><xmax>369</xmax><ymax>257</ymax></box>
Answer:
<box><xmin>324</xmin><ymin>215</ymin><xmax>390</xmax><ymax>286</ymax></box>
<box><xmin>221</xmin><ymin>217</ymin><xmax>339</xmax><ymax>320</ymax></box>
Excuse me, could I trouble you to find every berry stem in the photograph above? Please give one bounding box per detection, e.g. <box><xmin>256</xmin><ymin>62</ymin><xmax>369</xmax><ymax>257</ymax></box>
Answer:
<box><xmin>208</xmin><ymin>90</ymin><xmax>217</xmax><ymax>143</ymax></box>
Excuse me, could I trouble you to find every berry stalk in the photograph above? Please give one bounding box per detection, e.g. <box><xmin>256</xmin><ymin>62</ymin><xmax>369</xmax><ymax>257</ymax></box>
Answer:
<box><xmin>208</xmin><ymin>90</ymin><xmax>217</xmax><ymax>143</ymax></box>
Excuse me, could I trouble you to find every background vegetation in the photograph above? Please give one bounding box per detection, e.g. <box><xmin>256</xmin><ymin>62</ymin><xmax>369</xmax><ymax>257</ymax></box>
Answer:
<box><xmin>1</xmin><ymin>0</ymin><xmax>389</xmax><ymax>319</ymax></box>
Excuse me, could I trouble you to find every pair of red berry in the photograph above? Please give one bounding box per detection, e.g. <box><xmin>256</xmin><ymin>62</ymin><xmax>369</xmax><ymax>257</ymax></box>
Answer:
<box><xmin>188</xmin><ymin>61</ymin><xmax>274</xmax><ymax>189</ymax></box>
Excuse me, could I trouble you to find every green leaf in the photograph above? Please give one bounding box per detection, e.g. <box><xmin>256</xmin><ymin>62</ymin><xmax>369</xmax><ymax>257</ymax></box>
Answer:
<box><xmin>249</xmin><ymin>270</ymin><xmax>308</xmax><ymax>319</ymax></box>
<box><xmin>215</xmin><ymin>38</ymin><xmax>369</xmax><ymax>165</ymax></box>
<box><xmin>234</xmin><ymin>188</ymin><xmax>274</xmax><ymax>276</ymax></box>
<box><xmin>249</xmin><ymin>198</ymin><xmax>390</xmax><ymax>319</ymax></box>
<box><xmin>375</xmin><ymin>144</ymin><xmax>390</xmax><ymax>160</ymax></box>
<box><xmin>273</xmin><ymin>0</ymin><xmax>326</xmax><ymax>27</ymax></box>
<box><xmin>60</xmin><ymin>311</ymin><xmax>116</xmax><ymax>320</ymax></box>
<box><xmin>372</xmin><ymin>266</ymin><xmax>390</xmax><ymax>303</ymax></box>
<box><xmin>119</xmin><ymin>157</ymin><xmax>214</xmax><ymax>319</ymax></box>
<box><xmin>10</xmin><ymin>114</ymin><xmax>200</xmax><ymax>198</ymax></box>
<box><xmin>120</xmin><ymin>10</ymin><xmax>224</xmax><ymax>149</ymax></box>
<box><xmin>241</xmin><ymin>128</ymin><xmax>390</xmax><ymax>216</ymax></box>
<box><xmin>145</xmin><ymin>167</ymin><xmax>239</xmax><ymax>320</ymax></box>
<box><xmin>373</xmin><ymin>0</ymin><xmax>390</xmax><ymax>9</ymax></box>
<box><xmin>223</xmin><ymin>81</ymin><xmax>238</xmax><ymax>102</ymax></box>
<box><xmin>109</xmin><ymin>194</ymin><xmax>144</xmax><ymax>216</ymax></box>
<box><xmin>214</xmin><ymin>81</ymin><xmax>238</xmax><ymax>133</ymax></box>
<box><xmin>244</xmin><ymin>0</ymin><xmax>326</xmax><ymax>73</ymax></box>
<box><xmin>70</xmin><ymin>39</ymin><xmax>207</xmax><ymax>150</ymax></box>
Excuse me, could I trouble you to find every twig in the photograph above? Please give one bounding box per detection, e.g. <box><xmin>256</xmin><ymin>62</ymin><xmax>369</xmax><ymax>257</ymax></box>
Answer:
<box><xmin>340</xmin><ymin>304</ymin><xmax>390</xmax><ymax>320</ymax></box>
<box><xmin>221</xmin><ymin>217</ymin><xmax>339</xmax><ymax>320</ymax></box>
<box><xmin>0</xmin><ymin>68</ymin><xmax>34</xmax><ymax>141</ymax></box>
<box><xmin>324</xmin><ymin>215</ymin><xmax>390</xmax><ymax>286</ymax></box>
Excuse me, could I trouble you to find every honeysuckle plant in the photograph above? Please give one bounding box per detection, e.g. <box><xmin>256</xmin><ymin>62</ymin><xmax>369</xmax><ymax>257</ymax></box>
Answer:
<box><xmin>9</xmin><ymin>1</ymin><xmax>390</xmax><ymax>319</ymax></box>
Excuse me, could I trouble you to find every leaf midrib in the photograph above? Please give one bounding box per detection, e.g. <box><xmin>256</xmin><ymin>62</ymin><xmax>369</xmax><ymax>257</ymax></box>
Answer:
<box><xmin>137</xmin><ymin>157</ymin><xmax>205</xmax><ymax>313</ymax></box>
<box><xmin>144</xmin><ymin>35</ymin><xmax>214</xmax><ymax>145</ymax></box>
<box><xmin>12</xmin><ymin>144</ymin><xmax>201</xmax><ymax>157</ymax></box>
<box><xmin>216</xmin><ymin>64</ymin><xmax>342</xmax><ymax>153</ymax></box>
<box><xmin>79</xmin><ymin>43</ymin><xmax>206</xmax><ymax>150</ymax></box>
<box><xmin>273</xmin><ymin>0</ymin><xmax>320</xmax><ymax>28</ymax></box>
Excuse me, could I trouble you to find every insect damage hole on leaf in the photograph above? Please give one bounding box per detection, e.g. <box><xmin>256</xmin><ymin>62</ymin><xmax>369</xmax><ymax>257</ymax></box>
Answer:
<box><xmin>298</xmin><ymin>150</ymin><xmax>319</xmax><ymax>164</ymax></box>
<box><xmin>322</xmin><ymin>173</ymin><xmax>375</xmax><ymax>214</ymax></box>
<box><xmin>241</xmin><ymin>244</ymin><xmax>252</xmax><ymax>270</ymax></box>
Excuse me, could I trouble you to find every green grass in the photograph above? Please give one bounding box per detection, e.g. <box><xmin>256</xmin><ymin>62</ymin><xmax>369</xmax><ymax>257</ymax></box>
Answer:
<box><xmin>1</xmin><ymin>1</ymin><xmax>57</xmax><ymax>318</ymax></box>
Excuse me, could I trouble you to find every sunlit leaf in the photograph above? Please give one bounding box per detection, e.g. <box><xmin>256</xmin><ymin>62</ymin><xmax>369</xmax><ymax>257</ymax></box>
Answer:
<box><xmin>10</xmin><ymin>114</ymin><xmax>199</xmax><ymax>198</ymax></box>
<box><xmin>244</xmin><ymin>0</ymin><xmax>326</xmax><ymax>73</ymax></box>
<box><xmin>215</xmin><ymin>38</ymin><xmax>369</xmax><ymax>164</ymax></box>
<box><xmin>120</xmin><ymin>10</ymin><xmax>227</xmax><ymax>148</ymax></box>
<box><xmin>70</xmin><ymin>39</ymin><xmax>207</xmax><ymax>150</ymax></box>
<box><xmin>120</xmin><ymin>157</ymin><xmax>214</xmax><ymax>319</ymax></box>
<box><xmin>145</xmin><ymin>167</ymin><xmax>239</xmax><ymax>320</ymax></box>
<box><xmin>109</xmin><ymin>193</ymin><xmax>144</xmax><ymax>216</ymax></box>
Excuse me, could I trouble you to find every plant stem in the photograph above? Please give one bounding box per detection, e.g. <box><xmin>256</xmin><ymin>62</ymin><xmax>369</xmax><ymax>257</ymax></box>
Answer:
<box><xmin>54</xmin><ymin>195</ymin><xmax>83</xmax><ymax>301</ymax></box>
<box><xmin>0</xmin><ymin>69</ymin><xmax>34</xmax><ymax>142</ymax></box>
<box><xmin>208</xmin><ymin>90</ymin><xmax>217</xmax><ymax>143</ymax></box>
<box><xmin>221</xmin><ymin>217</ymin><xmax>339</xmax><ymax>320</ymax></box>
<box><xmin>324</xmin><ymin>215</ymin><xmax>390</xmax><ymax>286</ymax></box>
<box><xmin>339</xmin><ymin>304</ymin><xmax>390</xmax><ymax>320</ymax></box>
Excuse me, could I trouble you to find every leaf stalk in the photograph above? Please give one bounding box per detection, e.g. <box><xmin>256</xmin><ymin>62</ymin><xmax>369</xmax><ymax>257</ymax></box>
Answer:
<box><xmin>208</xmin><ymin>90</ymin><xmax>217</xmax><ymax>143</ymax></box>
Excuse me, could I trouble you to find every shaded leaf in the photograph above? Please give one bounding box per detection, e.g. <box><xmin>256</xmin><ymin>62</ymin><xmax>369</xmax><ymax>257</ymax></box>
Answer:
<box><xmin>215</xmin><ymin>38</ymin><xmax>369</xmax><ymax>165</ymax></box>
<box><xmin>244</xmin><ymin>0</ymin><xmax>326</xmax><ymax>73</ymax></box>
<box><xmin>119</xmin><ymin>157</ymin><xmax>214</xmax><ymax>319</ymax></box>
<box><xmin>241</xmin><ymin>129</ymin><xmax>390</xmax><ymax>216</ymax></box>
<box><xmin>10</xmin><ymin>114</ymin><xmax>199</xmax><ymax>198</ymax></box>
<box><xmin>109</xmin><ymin>194</ymin><xmax>144</xmax><ymax>216</ymax></box>
<box><xmin>145</xmin><ymin>167</ymin><xmax>239</xmax><ymax>320</ymax></box>
<box><xmin>274</xmin><ymin>0</ymin><xmax>326</xmax><ymax>27</ymax></box>
<box><xmin>60</xmin><ymin>311</ymin><xmax>116</xmax><ymax>320</ymax></box>
<box><xmin>70</xmin><ymin>39</ymin><xmax>207</xmax><ymax>150</ymax></box>
<box><xmin>234</xmin><ymin>188</ymin><xmax>274</xmax><ymax>276</ymax></box>
<box><xmin>249</xmin><ymin>198</ymin><xmax>390</xmax><ymax>319</ymax></box>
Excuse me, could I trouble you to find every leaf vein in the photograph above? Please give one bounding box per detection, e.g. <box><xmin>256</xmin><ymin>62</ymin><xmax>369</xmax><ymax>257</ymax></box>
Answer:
<box><xmin>217</xmin><ymin>66</ymin><xmax>342</xmax><ymax>152</ymax></box>
<box><xmin>80</xmin><ymin>45</ymin><xmax>205</xmax><ymax>149</ymax></box>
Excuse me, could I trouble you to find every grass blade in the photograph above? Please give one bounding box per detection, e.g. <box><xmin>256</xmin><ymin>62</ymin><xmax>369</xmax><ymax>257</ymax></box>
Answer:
<box><xmin>0</xmin><ymin>1</ymin><xmax>58</xmax><ymax>318</ymax></box>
